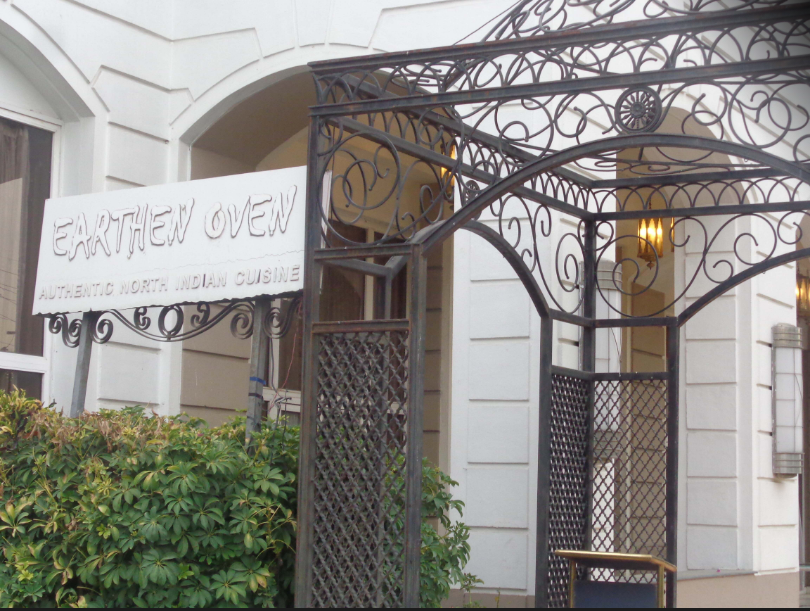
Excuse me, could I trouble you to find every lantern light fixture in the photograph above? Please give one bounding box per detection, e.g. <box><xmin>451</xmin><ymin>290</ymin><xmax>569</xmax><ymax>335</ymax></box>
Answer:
<box><xmin>797</xmin><ymin>273</ymin><xmax>810</xmax><ymax>317</ymax></box>
<box><xmin>772</xmin><ymin>324</ymin><xmax>804</xmax><ymax>478</ymax></box>
<box><xmin>637</xmin><ymin>217</ymin><xmax>664</xmax><ymax>268</ymax></box>
<box><xmin>441</xmin><ymin>143</ymin><xmax>457</xmax><ymax>190</ymax></box>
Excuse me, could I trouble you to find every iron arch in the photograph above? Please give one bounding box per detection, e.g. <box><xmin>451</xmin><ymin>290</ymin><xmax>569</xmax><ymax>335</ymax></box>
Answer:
<box><xmin>419</xmin><ymin>133</ymin><xmax>810</xmax><ymax>256</ymax></box>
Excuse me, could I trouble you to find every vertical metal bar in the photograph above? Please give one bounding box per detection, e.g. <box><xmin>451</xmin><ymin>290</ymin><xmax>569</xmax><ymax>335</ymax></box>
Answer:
<box><xmin>246</xmin><ymin>297</ymin><xmax>271</xmax><ymax>446</ymax></box>
<box><xmin>657</xmin><ymin>566</ymin><xmax>666</xmax><ymax>608</ymax></box>
<box><xmin>568</xmin><ymin>561</ymin><xmax>577</xmax><ymax>608</ymax></box>
<box><xmin>384</xmin><ymin>275</ymin><xmax>393</xmax><ymax>320</ymax></box>
<box><xmin>665</xmin><ymin>323</ymin><xmax>680</xmax><ymax>609</ymax></box>
<box><xmin>69</xmin><ymin>311</ymin><xmax>99</xmax><ymax>419</ymax></box>
<box><xmin>535</xmin><ymin>315</ymin><xmax>554</xmax><ymax>608</ymax></box>
<box><xmin>581</xmin><ymin>221</ymin><xmax>597</xmax><ymax>557</ymax></box>
<box><xmin>295</xmin><ymin>116</ymin><xmax>325</xmax><ymax>609</ymax></box>
<box><xmin>404</xmin><ymin>245</ymin><xmax>426</xmax><ymax>608</ymax></box>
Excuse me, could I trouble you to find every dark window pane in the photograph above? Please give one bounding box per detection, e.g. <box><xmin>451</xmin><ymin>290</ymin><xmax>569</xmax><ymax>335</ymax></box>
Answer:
<box><xmin>373</xmin><ymin>232</ymin><xmax>407</xmax><ymax>320</ymax></box>
<box><xmin>0</xmin><ymin>117</ymin><xmax>52</xmax><ymax>357</ymax></box>
<box><xmin>0</xmin><ymin>369</ymin><xmax>42</xmax><ymax>399</ymax></box>
<box><xmin>320</xmin><ymin>222</ymin><xmax>367</xmax><ymax>323</ymax></box>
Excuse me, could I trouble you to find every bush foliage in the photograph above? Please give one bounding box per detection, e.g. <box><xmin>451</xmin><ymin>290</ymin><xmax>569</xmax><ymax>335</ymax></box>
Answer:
<box><xmin>0</xmin><ymin>390</ymin><xmax>475</xmax><ymax>608</ymax></box>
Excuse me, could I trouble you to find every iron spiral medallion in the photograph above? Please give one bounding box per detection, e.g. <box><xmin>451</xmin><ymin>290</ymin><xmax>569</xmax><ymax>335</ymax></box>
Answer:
<box><xmin>615</xmin><ymin>86</ymin><xmax>663</xmax><ymax>133</ymax></box>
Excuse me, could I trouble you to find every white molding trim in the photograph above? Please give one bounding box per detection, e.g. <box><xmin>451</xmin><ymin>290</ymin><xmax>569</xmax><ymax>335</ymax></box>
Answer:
<box><xmin>0</xmin><ymin>104</ymin><xmax>62</xmax><ymax>130</ymax></box>
<box><xmin>0</xmin><ymin>352</ymin><xmax>48</xmax><ymax>374</ymax></box>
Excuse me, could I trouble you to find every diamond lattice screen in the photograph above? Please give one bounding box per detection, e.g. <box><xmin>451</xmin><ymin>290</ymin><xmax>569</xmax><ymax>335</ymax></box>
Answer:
<box><xmin>547</xmin><ymin>372</ymin><xmax>591</xmax><ymax>608</ymax></box>
<box><xmin>592</xmin><ymin>379</ymin><xmax>669</xmax><ymax>583</ymax></box>
<box><xmin>311</xmin><ymin>330</ymin><xmax>410</xmax><ymax>608</ymax></box>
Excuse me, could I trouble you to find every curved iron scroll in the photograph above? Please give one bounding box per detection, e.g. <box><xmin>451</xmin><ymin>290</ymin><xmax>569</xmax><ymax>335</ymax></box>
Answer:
<box><xmin>44</xmin><ymin>295</ymin><xmax>303</xmax><ymax>347</ymax></box>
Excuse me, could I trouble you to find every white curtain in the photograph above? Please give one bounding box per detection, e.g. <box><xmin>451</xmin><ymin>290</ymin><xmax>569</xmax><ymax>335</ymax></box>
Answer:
<box><xmin>0</xmin><ymin>119</ymin><xmax>30</xmax><ymax>354</ymax></box>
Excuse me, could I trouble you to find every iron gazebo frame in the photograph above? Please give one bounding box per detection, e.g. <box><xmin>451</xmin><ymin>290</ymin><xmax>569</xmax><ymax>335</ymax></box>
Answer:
<box><xmin>296</xmin><ymin>0</ymin><xmax>810</xmax><ymax>607</ymax></box>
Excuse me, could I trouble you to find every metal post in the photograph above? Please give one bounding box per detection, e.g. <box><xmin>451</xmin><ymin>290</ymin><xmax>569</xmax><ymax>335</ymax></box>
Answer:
<box><xmin>295</xmin><ymin>116</ymin><xmax>325</xmax><ymax>609</ymax></box>
<box><xmin>665</xmin><ymin>323</ymin><xmax>680</xmax><ymax>608</ymax></box>
<box><xmin>535</xmin><ymin>315</ymin><xmax>554</xmax><ymax>608</ymax></box>
<box><xmin>581</xmin><ymin>221</ymin><xmax>597</xmax><ymax>556</ymax></box>
<box><xmin>404</xmin><ymin>246</ymin><xmax>427</xmax><ymax>608</ymax></box>
<box><xmin>69</xmin><ymin>311</ymin><xmax>99</xmax><ymax>419</ymax></box>
<box><xmin>246</xmin><ymin>296</ymin><xmax>271</xmax><ymax>446</ymax></box>
<box><xmin>384</xmin><ymin>275</ymin><xmax>393</xmax><ymax>320</ymax></box>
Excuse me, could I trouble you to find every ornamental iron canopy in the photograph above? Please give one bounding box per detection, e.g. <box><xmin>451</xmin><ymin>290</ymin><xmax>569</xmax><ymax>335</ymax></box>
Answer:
<box><xmin>297</xmin><ymin>0</ymin><xmax>810</xmax><ymax>608</ymax></box>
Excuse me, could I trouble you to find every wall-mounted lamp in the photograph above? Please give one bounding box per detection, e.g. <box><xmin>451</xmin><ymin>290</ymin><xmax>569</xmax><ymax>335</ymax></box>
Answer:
<box><xmin>772</xmin><ymin>324</ymin><xmax>804</xmax><ymax>478</ymax></box>
<box><xmin>441</xmin><ymin>143</ymin><xmax>457</xmax><ymax>191</ymax></box>
<box><xmin>637</xmin><ymin>217</ymin><xmax>675</xmax><ymax>268</ymax></box>
<box><xmin>797</xmin><ymin>273</ymin><xmax>810</xmax><ymax>317</ymax></box>
<box><xmin>637</xmin><ymin>218</ymin><xmax>664</xmax><ymax>268</ymax></box>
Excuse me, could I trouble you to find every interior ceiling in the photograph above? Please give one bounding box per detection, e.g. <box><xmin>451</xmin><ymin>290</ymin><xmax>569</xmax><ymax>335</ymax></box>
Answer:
<box><xmin>193</xmin><ymin>72</ymin><xmax>315</xmax><ymax>168</ymax></box>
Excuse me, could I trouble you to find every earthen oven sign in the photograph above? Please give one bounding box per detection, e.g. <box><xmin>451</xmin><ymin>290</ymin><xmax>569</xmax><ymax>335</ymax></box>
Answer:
<box><xmin>33</xmin><ymin>167</ymin><xmax>313</xmax><ymax>315</ymax></box>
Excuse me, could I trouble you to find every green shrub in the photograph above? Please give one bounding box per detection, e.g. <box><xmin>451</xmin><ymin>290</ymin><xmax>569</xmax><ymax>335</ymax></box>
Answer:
<box><xmin>0</xmin><ymin>390</ymin><xmax>476</xmax><ymax>608</ymax></box>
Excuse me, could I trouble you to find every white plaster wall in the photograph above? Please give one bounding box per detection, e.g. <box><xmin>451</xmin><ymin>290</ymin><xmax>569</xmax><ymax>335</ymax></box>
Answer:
<box><xmin>451</xmin><ymin>226</ymin><xmax>539</xmax><ymax>596</ymax></box>
<box><xmin>0</xmin><ymin>0</ymin><xmax>515</xmax><ymax>416</ymax></box>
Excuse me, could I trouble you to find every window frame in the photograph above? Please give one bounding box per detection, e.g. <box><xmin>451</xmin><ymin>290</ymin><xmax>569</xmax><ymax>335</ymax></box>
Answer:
<box><xmin>0</xmin><ymin>105</ymin><xmax>62</xmax><ymax>402</ymax></box>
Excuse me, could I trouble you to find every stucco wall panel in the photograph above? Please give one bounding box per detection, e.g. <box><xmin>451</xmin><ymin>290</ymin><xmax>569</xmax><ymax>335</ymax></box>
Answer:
<box><xmin>686</xmin><ymin>340</ymin><xmax>737</xmax><ymax>384</ymax></box>
<box><xmin>107</xmin><ymin>124</ymin><xmax>168</xmax><ymax>186</ymax></box>
<box><xmin>69</xmin><ymin>0</ymin><xmax>172</xmax><ymax>38</ymax></box>
<box><xmin>684</xmin><ymin>253</ymin><xmax>738</xmax><ymax>299</ymax></box>
<box><xmin>169</xmin><ymin>90</ymin><xmax>193</xmax><ymax>124</ymax></box>
<box><xmin>687</xmin><ymin>480</ymin><xmax>738</xmax><ymax>526</ymax></box>
<box><xmin>97</xmin><ymin>343</ymin><xmax>160</xmax><ymax>405</ymax></box>
<box><xmin>469</xmin><ymin>282</ymin><xmax>531</xmax><ymax>339</ymax></box>
<box><xmin>686</xmin><ymin>525</ymin><xmax>738</xmax><ymax>570</ymax></box>
<box><xmin>466</xmin><ymin>468</ymin><xmax>529</xmax><ymax>528</ymax></box>
<box><xmin>759</xmin><ymin>480</ymin><xmax>800</xmax><ymax>526</ymax></box>
<box><xmin>371</xmin><ymin>0</ymin><xmax>518</xmax><ymax>52</ymax></box>
<box><xmin>469</xmin><ymin>230</ymin><xmax>518</xmax><ymax>281</ymax></box>
<box><xmin>172</xmin><ymin>0</ymin><xmax>296</xmax><ymax>58</ymax></box>
<box><xmin>685</xmin><ymin>383</ymin><xmax>737</xmax><ymax>431</ymax></box>
<box><xmin>173</xmin><ymin>31</ymin><xmax>262</xmax><ymax>99</ymax></box>
<box><xmin>465</xmin><ymin>529</ymin><xmax>529</xmax><ymax>591</ymax></box>
<box><xmin>14</xmin><ymin>0</ymin><xmax>171</xmax><ymax>86</ymax></box>
<box><xmin>688</xmin><ymin>431</ymin><xmax>737</xmax><ymax>477</ymax></box>
<box><xmin>759</xmin><ymin>526</ymin><xmax>799</xmax><ymax>571</ymax></box>
<box><xmin>94</xmin><ymin>69</ymin><xmax>170</xmax><ymax>139</ymax></box>
<box><xmin>758</xmin><ymin>432</ymin><xmax>775</xmax><ymax>478</ymax></box>
<box><xmin>468</xmin><ymin>340</ymin><xmax>531</xmax><ymax>401</ymax></box>
<box><xmin>468</xmin><ymin>405</ymin><xmax>530</xmax><ymax>464</ymax></box>
<box><xmin>756</xmin><ymin>262</ymin><xmax>796</xmax><ymax>308</ymax></box>
<box><xmin>295</xmin><ymin>0</ymin><xmax>332</xmax><ymax>47</ymax></box>
<box><xmin>684</xmin><ymin>296</ymin><xmax>736</xmax><ymax>340</ymax></box>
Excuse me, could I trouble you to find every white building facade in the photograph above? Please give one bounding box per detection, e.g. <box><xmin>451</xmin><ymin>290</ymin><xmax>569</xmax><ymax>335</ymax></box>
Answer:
<box><xmin>0</xmin><ymin>0</ymin><xmax>804</xmax><ymax>606</ymax></box>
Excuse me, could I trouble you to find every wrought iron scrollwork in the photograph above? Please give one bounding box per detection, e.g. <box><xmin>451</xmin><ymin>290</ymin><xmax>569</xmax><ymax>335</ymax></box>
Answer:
<box><xmin>100</xmin><ymin>301</ymin><xmax>255</xmax><ymax>344</ymax></box>
<box><xmin>592</xmin><ymin>209</ymin><xmax>810</xmax><ymax>318</ymax></box>
<box><xmin>45</xmin><ymin>296</ymin><xmax>303</xmax><ymax>347</ymax></box>
<box><xmin>46</xmin><ymin>314</ymin><xmax>82</xmax><ymax>348</ymax></box>
<box><xmin>262</xmin><ymin>294</ymin><xmax>303</xmax><ymax>340</ymax></box>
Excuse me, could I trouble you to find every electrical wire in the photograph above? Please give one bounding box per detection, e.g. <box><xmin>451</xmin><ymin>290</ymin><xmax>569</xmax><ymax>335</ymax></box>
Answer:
<box><xmin>454</xmin><ymin>0</ymin><xmax>523</xmax><ymax>45</ymax></box>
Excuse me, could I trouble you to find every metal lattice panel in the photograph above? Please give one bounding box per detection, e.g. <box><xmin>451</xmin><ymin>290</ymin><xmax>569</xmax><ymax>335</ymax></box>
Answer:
<box><xmin>311</xmin><ymin>330</ymin><xmax>410</xmax><ymax>608</ymax></box>
<box><xmin>547</xmin><ymin>373</ymin><xmax>591</xmax><ymax>608</ymax></box>
<box><xmin>592</xmin><ymin>379</ymin><xmax>669</xmax><ymax>583</ymax></box>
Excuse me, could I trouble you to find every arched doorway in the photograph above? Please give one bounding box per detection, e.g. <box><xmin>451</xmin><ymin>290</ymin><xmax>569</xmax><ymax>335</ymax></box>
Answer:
<box><xmin>182</xmin><ymin>71</ymin><xmax>456</xmax><ymax>472</ymax></box>
<box><xmin>298</xmin><ymin>1</ymin><xmax>810</xmax><ymax>607</ymax></box>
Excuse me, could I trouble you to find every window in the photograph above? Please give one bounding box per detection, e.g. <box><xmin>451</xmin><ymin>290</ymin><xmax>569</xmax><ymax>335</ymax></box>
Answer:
<box><xmin>0</xmin><ymin>116</ymin><xmax>53</xmax><ymax>399</ymax></box>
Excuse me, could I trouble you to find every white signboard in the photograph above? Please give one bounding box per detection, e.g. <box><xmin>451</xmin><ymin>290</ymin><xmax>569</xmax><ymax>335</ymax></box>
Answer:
<box><xmin>33</xmin><ymin>167</ymin><xmax>310</xmax><ymax>315</ymax></box>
